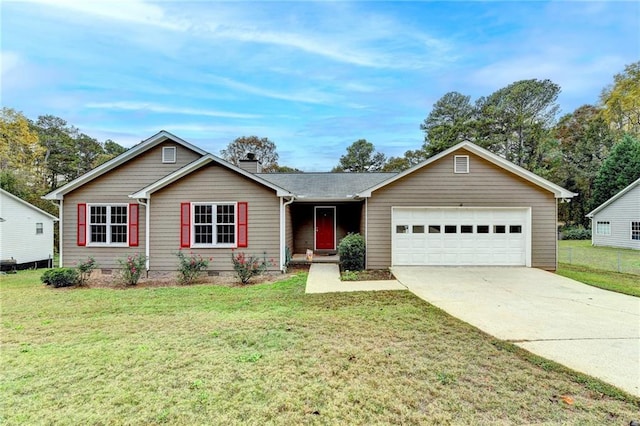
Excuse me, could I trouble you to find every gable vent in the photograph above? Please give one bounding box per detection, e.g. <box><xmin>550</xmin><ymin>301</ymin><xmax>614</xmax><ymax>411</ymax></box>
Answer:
<box><xmin>454</xmin><ymin>155</ymin><xmax>469</xmax><ymax>174</ymax></box>
<box><xmin>162</xmin><ymin>146</ymin><xmax>177</xmax><ymax>163</ymax></box>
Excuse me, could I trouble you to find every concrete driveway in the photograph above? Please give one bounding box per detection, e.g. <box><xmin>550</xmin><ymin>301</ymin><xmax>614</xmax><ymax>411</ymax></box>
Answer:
<box><xmin>391</xmin><ymin>267</ymin><xmax>640</xmax><ymax>396</ymax></box>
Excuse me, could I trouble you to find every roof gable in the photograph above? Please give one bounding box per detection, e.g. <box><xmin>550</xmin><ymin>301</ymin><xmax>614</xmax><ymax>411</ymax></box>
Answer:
<box><xmin>43</xmin><ymin>130</ymin><xmax>207</xmax><ymax>200</ymax></box>
<box><xmin>586</xmin><ymin>177</ymin><xmax>640</xmax><ymax>218</ymax></box>
<box><xmin>1</xmin><ymin>189</ymin><xmax>58</xmax><ymax>221</ymax></box>
<box><xmin>130</xmin><ymin>154</ymin><xmax>293</xmax><ymax>199</ymax></box>
<box><xmin>358</xmin><ymin>142</ymin><xmax>577</xmax><ymax>199</ymax></box>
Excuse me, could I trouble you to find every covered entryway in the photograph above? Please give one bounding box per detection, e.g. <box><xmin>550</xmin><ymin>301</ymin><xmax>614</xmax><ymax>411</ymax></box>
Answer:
<box><xmin>392</xmin><ymin>207</ymin><xmax>531</xmax><ymax>266</ymax></box>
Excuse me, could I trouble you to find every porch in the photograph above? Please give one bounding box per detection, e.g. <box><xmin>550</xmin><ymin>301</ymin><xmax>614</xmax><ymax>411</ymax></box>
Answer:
<box><xmin>290</xmin><ymin>252</ymin><xmax>340</xmax><ymax>264</ymax></box>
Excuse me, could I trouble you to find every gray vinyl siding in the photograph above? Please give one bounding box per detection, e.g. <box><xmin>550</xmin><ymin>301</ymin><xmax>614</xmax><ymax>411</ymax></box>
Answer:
<box><xmin>367</xmin><ymin>148</ymin><xmax>558</xmax><ymax>270</ymax></box>
<box><xmin>592</xmin><ymin>184</ymin><xmax>640</xmax><ymax>250</ymax></box>
<box><xmin>62</xmin><ymin>142</ymin><xmax>201</xmax><ymax>269</ymax></box>
<box><xmin>149</xmin><ymin>163</ymin><xmax>281</xmax><ymax>272</ymax></box>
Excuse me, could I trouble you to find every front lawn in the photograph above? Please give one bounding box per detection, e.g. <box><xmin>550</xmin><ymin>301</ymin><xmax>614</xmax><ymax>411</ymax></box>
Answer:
<box><xmin>557</xmin><ymin>264</ymin><xmax>640</xmax><ymax>297</ymax></box>
<box><xmin>1</xmin><ymin>270</ymin><xmax>638</xmax><ymax>424</ymax></box>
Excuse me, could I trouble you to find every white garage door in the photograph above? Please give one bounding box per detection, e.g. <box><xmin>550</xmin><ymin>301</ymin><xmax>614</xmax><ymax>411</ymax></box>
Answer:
<box><xmin>392</xmin><ymin>207</ymin><xmax>530</xmax><ymax>266</ymax></box>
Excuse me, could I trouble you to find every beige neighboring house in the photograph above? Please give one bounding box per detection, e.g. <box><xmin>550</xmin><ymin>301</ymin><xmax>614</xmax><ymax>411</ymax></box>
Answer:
<box><xmin>1</xmin><ymin>188</ymin><xmax>58</xmax><ymax>269</ymax></box>
<box><xmin>586</xmin><ymin>177</ymin><xmax>640</xmax><ymax>250</ymax></box>
<box><xmin>44</xmin><ymin>130</ymin><xmax>576</xmax><ymax>274</ymax></box>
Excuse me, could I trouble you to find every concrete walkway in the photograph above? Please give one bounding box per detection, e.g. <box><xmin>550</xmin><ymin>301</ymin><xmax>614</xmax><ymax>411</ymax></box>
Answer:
<box><xmin>392</xmin><ymin>266</ymin><xmax>640</xmax><ymax>397</ymax></box>
<box><xmin>305</xmin><ymin>263</ymin><xmax>406</xmax><ymax>294</ymax></box>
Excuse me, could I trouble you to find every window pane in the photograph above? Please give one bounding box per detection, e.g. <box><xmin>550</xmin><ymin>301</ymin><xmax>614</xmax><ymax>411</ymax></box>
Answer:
<box><xmin>111</xmin><ymin>206</ymin><xmax>128</xmax><ymax>224</ymax></box>
<box><xmin>494</xmin><ymin>225</ymin><xmax>506</xmax><ymax>234</ymax></box>
<box><xmin>445</xmin><ymin>225</ymin><xmax>457</xmax><ymax>234</ymax></box>
<box><xmin>477</xmin><ymin>225</ymin><xmax>489</xmax><ymax>234</ymax></box>
<box><xmin>596</xmin><ymin>221</ymin><xmax>611</xmax><ymax>235</ymax></box>
<box><xmin>632</xmin><ymin>222</ymin><xmax>640</xmax><ymax>240</ymax></box>
<box><xmin>195</xmin><ymin>225</ymin><xmax>213</xmax><ymax>244</ymax></box>
<box><xmin>509</xmin><ymin>225</ymin><xmax>522</xmax><ymax>234</ymax></box>
<box><xmin>111</xmin><ymin>225</ymin><xmax>127</xmax><ymax>243</ymax></box>
<box><xmin>91</xmin><ymin>225</ymin><xmax>107</xmax><ymax>243</ymax></box>
<box><xmin>90</xmin><ymin>206</ymin><xmax>107</xmax><ymax>224</ymax></box>
<box><xmin>217</xmin><ymin>225</ymin><xmax>235</xmax><ymax>244</ymax></box>
<box><xmin>194</xmin><ymin>205</ymin><xmax>212</xmax><ymax>224</ymax></box>
<box><xmin>461</xmin><ymin>225</ymin><xmax>473</xmax><ymax>233</ymax></box>
<box><xmin>396</xmin><ymin>225</ymin><xmax>408</xmax><ymax>234</ymax></box>
<box><xmin>428</xmin><ymin>225</ymin><xmax>441</xmax><ymax>234</ymax></box>
<box><xmin>36</xmin><ymin>223</ymin><xmax>43</xmax><ymax>234</ymax></box>
<box><xmin>217</xmin><ymin>204</ymin><xmax>235</xmax><ymax>224</ymax></box>
<box><xmin>412</xmin><ymin>225</ymin><xmax>425</xmax><ymax>234</ymax></box>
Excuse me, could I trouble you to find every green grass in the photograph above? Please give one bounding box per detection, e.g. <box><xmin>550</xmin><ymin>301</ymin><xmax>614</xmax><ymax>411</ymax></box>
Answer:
<box><xmin>557</xmin><ymin>264</ymin><xmax>640</xmax><ymax>297</ymax></box>
<box><xmin>2</xmin><ymin>270</ymin><xmax>639</xmax><ymax>425</ymax></box>
<box><xmin>558</xmin><ymin>240</ymin><xmax>640</xmax><ymax>275</ymax></box>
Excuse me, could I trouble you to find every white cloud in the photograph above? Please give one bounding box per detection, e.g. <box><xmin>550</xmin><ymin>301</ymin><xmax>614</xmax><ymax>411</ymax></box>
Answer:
<box><xmin>85</xmin><ymin>101</ymin><xmax>261</xmax><ymax>119</ymax></box>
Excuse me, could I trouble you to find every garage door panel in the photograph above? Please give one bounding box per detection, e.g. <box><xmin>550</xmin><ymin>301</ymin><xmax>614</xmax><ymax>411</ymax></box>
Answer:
<box><xmin>393</xmin><ymin>207</ymin><xmax>529</xmax><ymax>266</ymax></box>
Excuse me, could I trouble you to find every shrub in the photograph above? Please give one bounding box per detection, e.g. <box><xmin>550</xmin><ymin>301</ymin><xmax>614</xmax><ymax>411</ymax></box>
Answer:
<box><xmin>338</xmin><ymin>233</ymin><xmax>365</xmax><ymax>271</ymax></box>
<box><xmin>561</xmin><ymin>226</ymin><xmax>592</xmax><ymax>240</ymax></box>
<box><xmin>341</xmin><ymin>270</ymin><xmax>359</xmax><ymax>281</ymax></box>
<box><xmin>76</xmin><ymin>256</ymin><xmax>98</xmax><ymax>286</ymax></box>
<box><xmin>175</xmin><ymin>250</ymin><xmax>211</xmax><ymax>285</ymax></box>
<box><xmin>40</xmin><ymin>268</ymin><xmax>79</xmax><ymax>288</ymax></box>
<box><xmin>117</xmin><ymin>253</ymin><xmax>147</xmax><ymax>285</ymax></box>
<box><xmin>231</xmin><ymin>251</ymin><xmax>272</xmax><ymax>284</ymax></box>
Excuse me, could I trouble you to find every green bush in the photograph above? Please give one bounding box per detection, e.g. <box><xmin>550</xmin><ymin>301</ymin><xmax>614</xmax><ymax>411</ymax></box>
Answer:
<box><xmin>338</xmin><ymin>233</ymin><xmax>365</xmax><ymax>271</ymax></box>
<box><xmin>40</xmin><ymin>268</ymin><xmax>79</xmax><ymax>288</ymax></box>
<box><xmin>175</xmin><ymin>250</ymin><xmax>211</xmax><ymax>285</ymax></box>
<box><xmin>561</xmin><ymin>226</ymin><xmax>592</xmax><ymax>240</ymax></box>
<box><xmin>231</xmin><ymin>251</ymin><xmax>272</xmax><ymax>284</ymax></box>
<box><xmin>76</xmin><ymin>256</ymin><xmax>98</xmax><ymax>286</ymax></box>
<box><xmin>117</xmin><ymin>253</ymin><xmax>147</xmax><ymax>285</ymax></box>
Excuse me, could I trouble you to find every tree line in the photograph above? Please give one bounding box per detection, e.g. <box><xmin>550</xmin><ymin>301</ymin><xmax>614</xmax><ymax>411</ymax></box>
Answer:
<box><xmin>2</xmin><ymin>62</ymin><xmax>638</xmax><ymax>228</ymax></box>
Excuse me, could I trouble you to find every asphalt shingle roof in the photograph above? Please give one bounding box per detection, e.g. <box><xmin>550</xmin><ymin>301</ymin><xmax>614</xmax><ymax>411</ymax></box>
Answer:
<box><xmin>256</xmin><ymin>172</ymin><xmax>397</xmax><ymax>200</ymax></box>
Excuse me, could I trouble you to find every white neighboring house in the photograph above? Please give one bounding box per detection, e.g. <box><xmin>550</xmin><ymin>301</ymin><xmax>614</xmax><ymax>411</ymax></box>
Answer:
<box><xmin>586</xmin><ymin>177</ymin><xmax>640</xmax><ymax>250</ymax></box>
<box><xmin>0</xmin><ymin>188</ymin><xmax>58</xmax><ymax>268</ymax></box>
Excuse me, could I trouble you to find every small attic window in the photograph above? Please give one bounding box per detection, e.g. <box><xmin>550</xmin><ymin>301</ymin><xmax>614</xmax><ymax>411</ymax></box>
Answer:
<box><xmin>162</xmin><ymin>146</ymin><xmax>177</xmax><ymax>163</ymax></box>
<box><xmin>454</xmin><ymin>155</ymin><xmax>469</xmax><ymax>173</ymax></box>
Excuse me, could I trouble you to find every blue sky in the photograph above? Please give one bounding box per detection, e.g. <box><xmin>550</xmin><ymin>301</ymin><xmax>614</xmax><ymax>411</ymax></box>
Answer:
<box><xmin>2</xmin><ymin>1</ymin><xmax>638</xmax><ymax>171</ymax></box>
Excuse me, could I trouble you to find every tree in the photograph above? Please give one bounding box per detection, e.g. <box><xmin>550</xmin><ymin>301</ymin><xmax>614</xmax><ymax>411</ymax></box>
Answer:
<box><xmin>220</xmin><ymin>136</ymin><xmax>279</xmax><ymax>172</ymax></box>
<box><xmin>552</xmin><ymin>105</ymin><xmax>616</xmax><ymax>226</ymax></box>
<box><xmin>93</xmin><ymin>139</ymin><xmax>127</xmax><ymax>167</ymax></box>
<box><xmin>420</xmin><ymin>91</ymin><xmax>475</xmax><ymax>156</ymax></box>
<box><xmin>476</xmin><ymin>79</ymin><xmax>561</xmax><ymax>168</ymax></box>
<box><xmin>0</xmin><ymin>108</ymin><xmax>44</xmax><ymax>184</ymax></box>
<box><xmin>600</xmin><ymin>61</ymin><xmax>640</xmax><ymax>138</ymax></box>
<box><xmin>35</xmin><ymin>115</ymin><xmax>78</xmax><ymax>189</ymax></box>
<box><xmin>332</xmin><ymin>139</ymin><xmax>386</xmax><ymax>172</ymax></box>
<box><xmin>383</xmin><ymin>148</ymin><xmax>427</xmax><ymax>172</ymax></box>
<box><xmin>591</xmin><ymin>134</ymin><xmax>640</xmax><ymax>210</ymax></box>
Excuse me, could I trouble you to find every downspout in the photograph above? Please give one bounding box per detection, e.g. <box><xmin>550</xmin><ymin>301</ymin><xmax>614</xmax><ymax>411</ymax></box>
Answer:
<box><xmin>58</xmin><ymin>199</ymin><xmax>63</xmax><ymax>268</ymax></box>
<box><xmin>137</xmin><ymin>198</ymin><xmax>150</xmax><ymax>274</ymax></box>
<box><xmin>364</xmin><ymin>197</ymin><xmax>368</xmax><ymax>270</ymax></box>
<box><xmin>280</xmin><ymin>196</ymin><xmax>296</xmax><ymax>272</ymax></box>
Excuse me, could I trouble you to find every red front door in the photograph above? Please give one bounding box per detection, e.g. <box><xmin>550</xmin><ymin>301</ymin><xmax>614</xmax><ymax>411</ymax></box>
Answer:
<box><xmin>315</xmin><ymin>207</ymin><xmax>335</xmax><ymax>250</ymax></box>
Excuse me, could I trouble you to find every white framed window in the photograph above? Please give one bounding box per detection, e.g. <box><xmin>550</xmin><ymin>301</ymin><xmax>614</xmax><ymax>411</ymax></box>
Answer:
<box><xmin>88</xmin><ymin>204</ymin><xmax>128</xmax><ymax>246</ymax></box>
<box><xmin>454</xmin><ymin>155</ymin><xmax>469</xmax><ymax>173</ymax></box>
<box><xmin>36</xmin><ymin>223</ymin><xmax>43</xmax><ymax>234</ymax></box>
<box><xmin>162</xmin><ymin>146</ymin><xmax>177</xmax><ymax>163</ymax></box>
<box><xmin>632</xmin><ymin>221</ymin><xmax>640</xmax><ymax>241</ymax></box>
<box><xmin>596</xmin><ymin>221</ymin><xmax>611</xmax><ymax>236</ymax></box>
<box><xmin>191</xmin><ymin>202</ymin><xmax>236</xmax><ymax>247</ymax></box>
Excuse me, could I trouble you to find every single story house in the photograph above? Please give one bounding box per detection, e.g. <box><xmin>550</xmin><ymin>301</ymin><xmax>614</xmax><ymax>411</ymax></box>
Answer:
<box><xmin>586</xmin><ymin>177</ymin><xmax>640</xmax><ymax>250</ymax></box>
<box><xmin>44</xmin><ymin>131</ymin><xmax>576</xmax><ymax>274</ymax></box>
<box><xmin>1</xmin><ymin>188</ymin><xmax>58</xmax><ymax>269</ymax></box>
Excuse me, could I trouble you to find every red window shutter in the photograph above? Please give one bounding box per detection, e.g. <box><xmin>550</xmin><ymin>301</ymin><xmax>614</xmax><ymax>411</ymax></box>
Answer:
<box><xmin>129</xmin><ymin>203</ymin><xmax>139</xmax><ymax>247</ymax></box>
<box><xmin>77</xmin><ymin>203</ymin><xmax>87</xmax><ymax>246</ymax></box>
<box><xmin>237</xmin><ymin>202</ymin><xmax>248</xmax><ymax>248</ymax></box>
<box><xmin>180</xmin><ymin>202</ymin><xmax>191</xmax><ymax>248</ymax></box>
